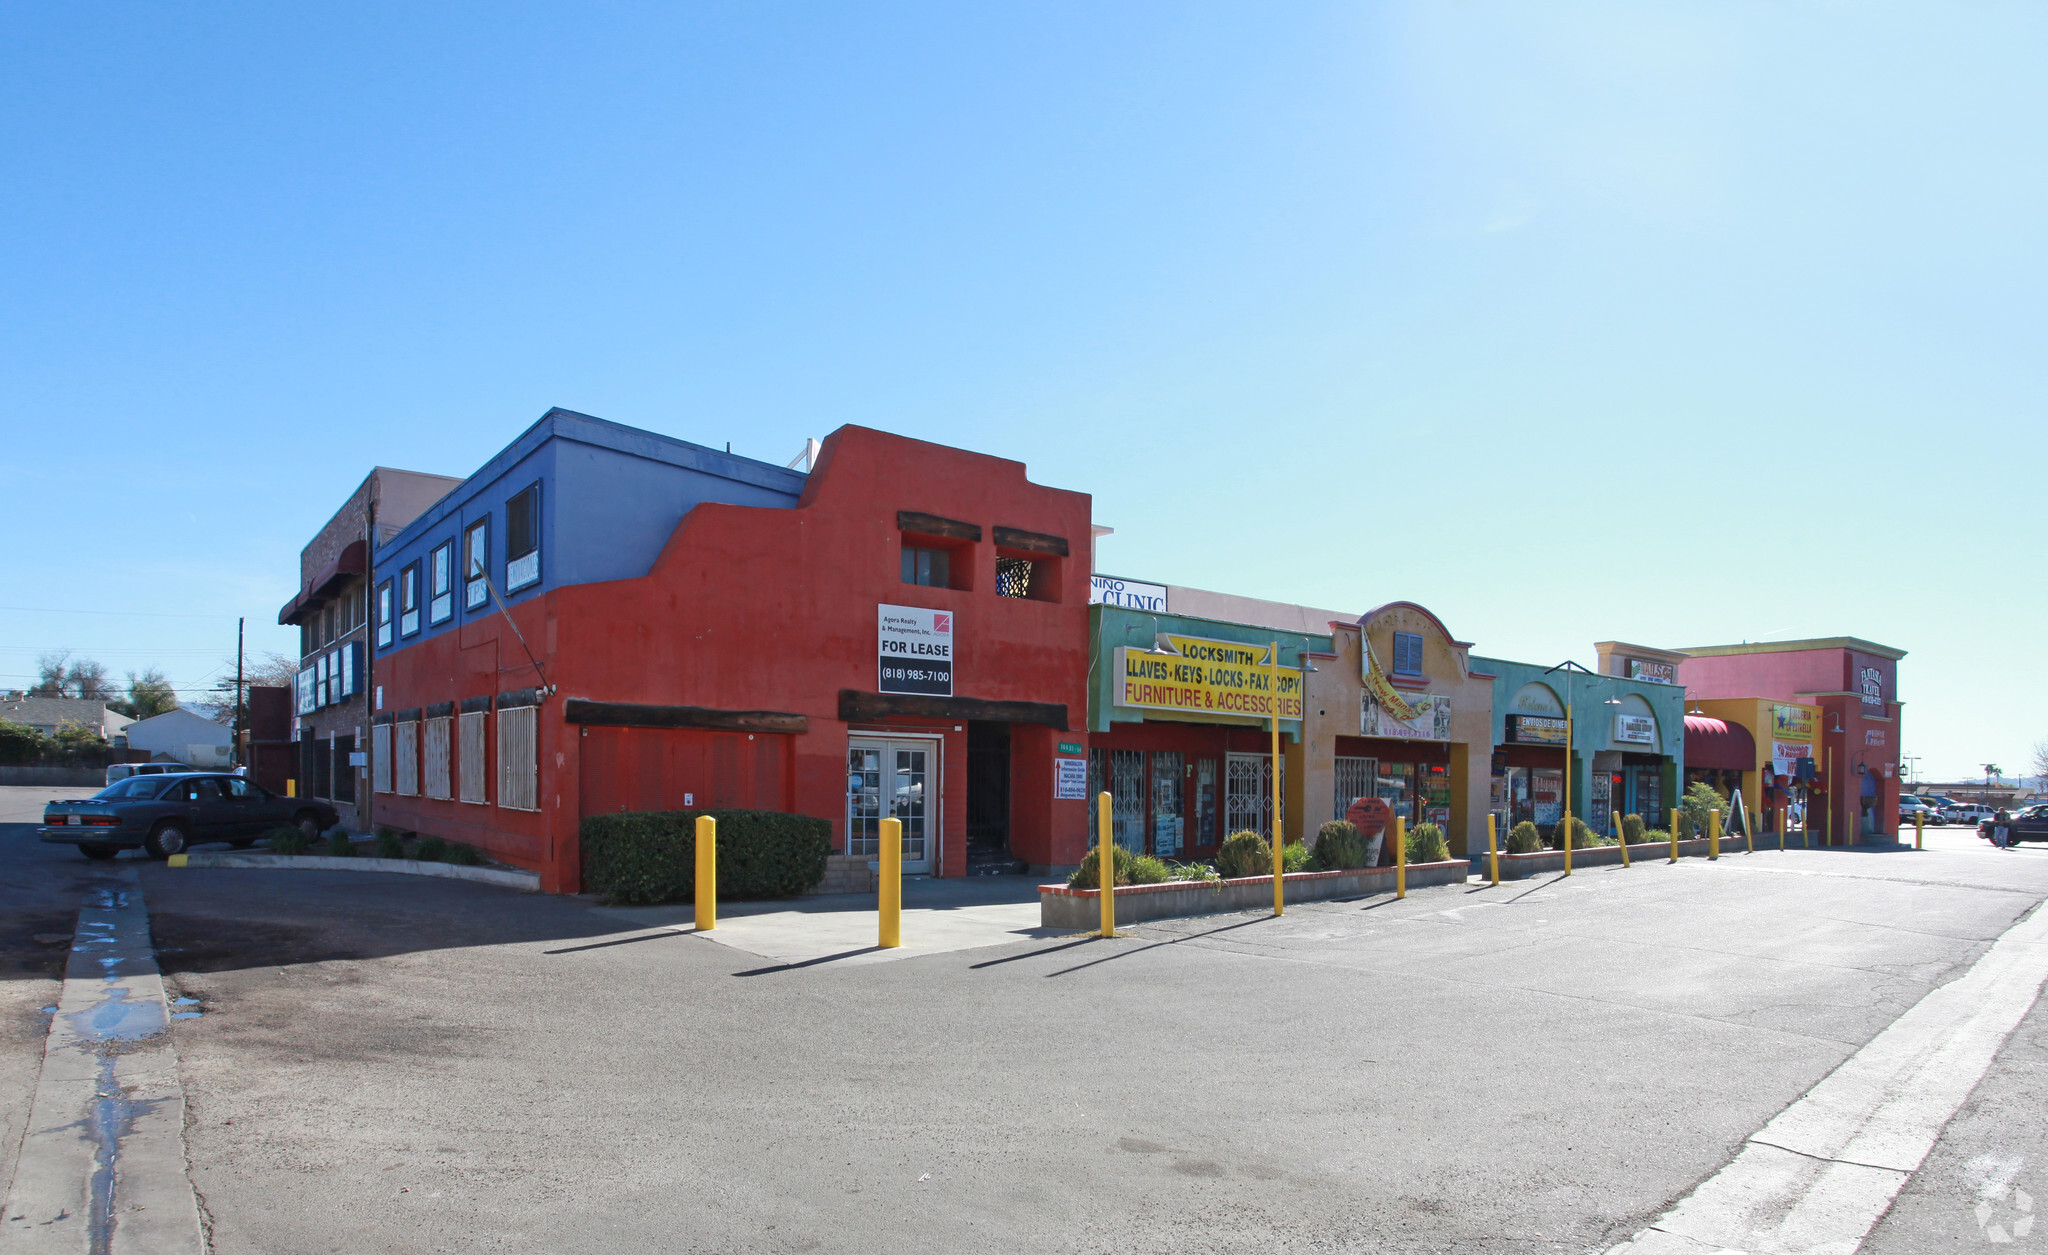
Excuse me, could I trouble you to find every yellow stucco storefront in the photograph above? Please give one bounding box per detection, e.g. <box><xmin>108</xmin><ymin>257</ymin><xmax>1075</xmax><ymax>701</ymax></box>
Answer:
<box><xmin>1686</xmin><ymin>697</ymin><xmax>1823</xmax><ymax>839</ymax></box>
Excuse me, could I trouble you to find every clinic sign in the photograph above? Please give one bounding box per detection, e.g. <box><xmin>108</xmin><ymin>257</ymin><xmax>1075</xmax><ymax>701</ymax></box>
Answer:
<box><xmin>877</xmin><ymin>605</ymin><xmax>953</xmax><ymax>696</ymax></box>
<box><xmin>1090</xmin><ymin>575</ymin><xmax>1169</xmax><ymax>612</ymax></box>
<box><xmin>1115</xmin><ymin>634</ymin><xmax>1302</xmax><ymax>721</ymax></box>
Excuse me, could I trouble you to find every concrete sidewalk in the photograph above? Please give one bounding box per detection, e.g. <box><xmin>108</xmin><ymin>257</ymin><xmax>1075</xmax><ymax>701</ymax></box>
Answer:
<box><xmin>590</xmin><ymin>874</ymin><xmax>1065</xmax><ymax>968</ymax></box>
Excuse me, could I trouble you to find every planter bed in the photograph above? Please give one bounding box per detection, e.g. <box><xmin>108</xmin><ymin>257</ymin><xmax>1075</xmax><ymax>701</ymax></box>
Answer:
<box><xmin>1039</xmin><ymin>859</ymin><xmax>1471</xmax><ymax>930</ymax></box>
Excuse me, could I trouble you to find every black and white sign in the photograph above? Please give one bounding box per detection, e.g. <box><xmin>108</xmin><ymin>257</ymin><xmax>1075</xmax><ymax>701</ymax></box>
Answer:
<box><xmin>1614</xmin><ymin>714</ymin><xmax>1656</xmax><ymax>745</ymax></box>
<box><xmin>878</xmin><ymin>604</ymin><xmax>954</xmax><ymax>696</ymax></box>
<box><xmin>1860</xmin><ymin>666</ymin><xmax>1884</xmax><ymax>707</ymax></box>
<box><xmin>1055</xmin><ymin>757</ymin><xmax>1088</xmax><ymax>800</ymax></box>
<box><xmin>1089</xmin><ymin>575</ymin><xmax>1168</xmax><ymax>612</ymax></box>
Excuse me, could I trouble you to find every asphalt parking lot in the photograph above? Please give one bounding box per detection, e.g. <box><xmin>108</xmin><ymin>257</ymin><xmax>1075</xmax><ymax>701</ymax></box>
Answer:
<box><xmin>5</xmin><ymin>791</ymin><xmax>2046</xmax><ymax>1254</ymax></box>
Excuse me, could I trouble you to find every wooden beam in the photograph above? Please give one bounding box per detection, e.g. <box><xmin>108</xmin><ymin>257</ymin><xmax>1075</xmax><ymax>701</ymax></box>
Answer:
<box><xmin>838</xmin><ymin>690</ymin><xmax>1068</xmax><ymax>730</ymax></box>
<box><xmin>896</xmin><ymin>511</ymin><xmax>981</xmax><ymax>544</ymax></box>
<box><xmin>992</xmin><ymin>525</ymin><xmax>1069</xmax><ymax>557</ymax></box>
<box><xmin>563</xmin><ymin>698</ymin><xmax>809</xmax><ymax>736</ymax></box>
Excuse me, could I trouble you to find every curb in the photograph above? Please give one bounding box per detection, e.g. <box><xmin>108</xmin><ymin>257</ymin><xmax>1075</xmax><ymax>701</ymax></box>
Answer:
<box><xmin>166</xmin><ymin>851</ymin><xmax>540</xmax><ymax>892</ymax></box>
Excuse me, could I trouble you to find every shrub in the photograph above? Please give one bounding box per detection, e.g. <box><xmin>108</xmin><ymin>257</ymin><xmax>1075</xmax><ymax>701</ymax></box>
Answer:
<box><xmin>1215</xmin><ymin>830</ymin><xmax>1272</xmax><ymax>878</ymax></box>
<box><xmin>1646</xmin><ymin>828</ymin><xmax>1673</xmax><ymax>844</ymax></box>
<box><xmin>580</xmin><ymin>808</ymin><xmax>832</xmax><ymax>905</ymax></box>
<box><xmin>1679</xmin><ymin>782</ymin><xmax>1726</xmax><ymax>839</ymax></box>
<box><xmin>1069</xmin><ymin>844</ymin><xmax>1175</xmax><ymax>888</ymax></box>
<box><xmin>413</xmin><ymin>835</ymin><xmax>447</xmax><ymax>862</ymax></box>
<box><xmin>325</xmin><ymin>831</ymin><xmax>353</xmax><ymax>857</ymax></box>
<box><xmin>1406</xmin><ymin>822</ymin><xmax>1451</xmax><ymax>864</ymax></box>
<box><xmin>266</xmin><ymin>826</ymin><xmax>308</xmax><ymax>855</ymax></box>
<box><xmin>1282</xmin><ymin>841</ymin><xmax>1314</xmax><ymax>873</ymax></box>
<box><xmin>1164</xmin><ymin>860</ymin><xmax>1220</xmax><ymax>885</ymax></box>
<box><xmin>1551</xmin><ymin>817</ymin><xmax>1614</xmax><ymax>848</ymax></box>
<box><xmin>1507</xmin><ymin>821</ymin><xmax>1543</xmax><ymax>854</ymax></box>
<box><xmin>375</xmin><ymin>830</ymin><xmax>406</xmax><ymax>860</ymax></box>
<box><xmin>443</xmin><ymin>842</ymin><xmax>481</xmax><ymax>866</ymax></box>
<box><xmin>1313</xmin><ymin>820</ymin><xmax>1367</xmax><ymax>871</ymax></box>
<box><xmin>1622</xmin><ymin>813</ymin><xmax>1646</xmax><ymax>844</ymax></box>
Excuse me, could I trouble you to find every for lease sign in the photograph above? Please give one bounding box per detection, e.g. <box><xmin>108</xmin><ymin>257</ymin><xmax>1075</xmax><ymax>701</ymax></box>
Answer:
<box><xmin>878</xmin><ymin>605</ymin><xmax>953</xmax><ymax>696</ymax></box>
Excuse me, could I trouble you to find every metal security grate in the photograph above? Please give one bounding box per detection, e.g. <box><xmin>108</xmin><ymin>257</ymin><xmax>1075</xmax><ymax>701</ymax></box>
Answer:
<box><xmin>1334</xmin><ymin>756</ymin><xmax>1376</xmax><ymax>821</ymax></box>
<box><xmin>423</xmin><ymin>717</ymin><xmax>453</xmax><ymax>800</ymax></box>
<box><xmin>995</xmin><ymin>557</ymin><xmax>1034</xmax><ymax>598</ymax></box>
<box><xmin>459</xmin><ymin>712</ymin><xmax>487</xmax><ymax>804</ymax></box>
<box><xmin>372</xmin><ymin>724</ymin><xmax>392</xmax><ymax>794</ymax></box>
<box><xmin>1225</xmin><ymin>753</ymin><xmax>1284</xmax><ymax>838</ymax></box>
<box><xmin>395</xmin><ymin>721</ymin><xmax>419</xmax><ymax>797</ymax></box>
<box><xmin>1151</xmin><ymin>751</ymin><xmax>1184</xmax><ymax>857</ymax></box>
<box><xmin>498</xmin><ymin>705</ymin><xmax>538</xmax><ymax>811</ymax></box>
<box><xmin>1110</xmin><ymin>749</ymin><xmax>1145</xmax><ymax>852</ymax></box>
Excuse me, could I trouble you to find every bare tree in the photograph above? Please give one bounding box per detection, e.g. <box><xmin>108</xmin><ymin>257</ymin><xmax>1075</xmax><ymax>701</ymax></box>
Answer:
<box><xmin>2034</xmin><ymin>740</ymin><xmax>2048</xmax><ymax>788</ymax></box>
<box><xmin>31</xmin><ymin>651</ymin><xmax>70</xmax><ymax>697</ymax></box>
<box><xmin>210</xmin><ymin>651</ymin><xmax>299</xmax><ymax>727</ymax></box>
<box><xmin>70</xmin><ymin>658</ymin><xmax>115</xmax><ymax>702</ymax></box>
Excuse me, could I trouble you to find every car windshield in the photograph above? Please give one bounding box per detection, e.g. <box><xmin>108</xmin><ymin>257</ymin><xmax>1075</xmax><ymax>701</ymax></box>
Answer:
<box><xmin>94</xmin><ymin>777</ymin><xmax>170</xmax><ymax>800</ymax></box>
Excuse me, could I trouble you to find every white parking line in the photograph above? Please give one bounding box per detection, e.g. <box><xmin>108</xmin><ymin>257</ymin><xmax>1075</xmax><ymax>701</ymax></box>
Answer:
<box><xmin>1605</xmin><ymin>902</ymin><xmax>2048</xmax><ymax>1254</ymax></box>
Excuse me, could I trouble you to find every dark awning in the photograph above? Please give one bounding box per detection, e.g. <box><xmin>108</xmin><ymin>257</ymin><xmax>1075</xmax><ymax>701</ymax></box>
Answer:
<box><xmin>278</xmin><ymin>540</ymin><xmax>367</xmax><ymax>625</ymax></box>
<box><xmin>1684</xmin><ymin>715</ymin><xmax>1756</xmax><ymax>772</ymax></box>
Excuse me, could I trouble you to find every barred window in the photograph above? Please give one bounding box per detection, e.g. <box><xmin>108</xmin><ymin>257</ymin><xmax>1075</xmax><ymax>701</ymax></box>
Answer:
<box><xmin>395</xmin><ymin>720</ymin><xmax>419</xmax><ymax>797</ymax></box>
<box><xmin>1334</xmin><ymin>756</ymin><xmax>1376</xmax><ymax>822</ymax></box>
<box><xmin>459</xmin><ymin>710</ymin><xmax>488</xmax><ymax>804</ymax></box>
<box><xmin>372</xmin><ymin>724</ymin><xmax>392</xmax><ymax>794</ymax></box>
<box><xmin>995</xmin><ymin>557</ymin><xmax>1033</xmax><ymax>599</ymax></box>
<box><xmin>423</xmin><ymin>716</ymin><xmax>453</xmax><ymax>800</ymax></box>
<box><xmin>498</xmin><ymin>704</ymin><xmax>538</xmax><ymax>811</ymax></box>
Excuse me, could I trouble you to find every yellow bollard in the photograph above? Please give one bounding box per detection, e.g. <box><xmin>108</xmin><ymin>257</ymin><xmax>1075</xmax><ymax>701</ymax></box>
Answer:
<box><xmin>1669</xmin><ymin>807</ymin><xmax>1680</xmax><ymax>862</ymax></box>
<box><xmin>1915</xmin><ymin>812</ymin><xmax>1924</xmax><ymax>850</ymax></box>
<box><xmin>1563</xmin><ymin>811</ymin><xmax>1573</xmax><ymax>876</ymax></box>
<box><xmin>1709</xmin><ymin>808</ymin><xmax>1721</xmax><ymax>860</ymax></box>
<box><xmin>286</xmin><ymin>779</ymin><xmax>296</xmax><ymax>798</ymax></box>
<box><xmin>879</xmin><ymin>816</ymin><xmax>902</xmax><ymax>948</ymax></box>
<box><xmin>1486</xmin><ymin>815</ymin><xmax>1500</xmax><ymax>887</ymax></box>
<box><xmin>1097</xmin><ymin>792</ymin><xmax>1115</xmax><ymax>939</ymax></box>
<box><xmin>1394</xmin><ymin>815</ymin><xmax>1407</xmax><ymax>899</ymax></box>
<box><xmin>1779</xmin><ymin>804</ymin><xmax>1787</xmax><ymax>853</ymax></box>
<box><xmin>1614</xmin><ymin>809</ymin><xmax>1629</xmax><ymax>867</ymax></box>
<box><xmin>694</xmin><ymin>815</ymin><xmax>717</xmax><ymax>931</ymax></box>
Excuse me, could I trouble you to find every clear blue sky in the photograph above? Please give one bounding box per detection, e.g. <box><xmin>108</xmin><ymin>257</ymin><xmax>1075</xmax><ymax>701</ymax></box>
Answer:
<box><xmin>3</xmin><ymin>3</ymin><xmax>2041</xmax><ymax>783</ymax></box>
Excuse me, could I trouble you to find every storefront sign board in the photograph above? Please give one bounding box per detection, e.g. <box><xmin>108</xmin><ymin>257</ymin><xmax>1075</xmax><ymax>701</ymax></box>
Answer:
<box><xmin>877</xmin><ymin>605</ymin><xmax>953</xmax><ymax>696</ymax></box>
<box><xmin>1865</xmin><ymin>730</ymin><xmax>1884</xmax><ymax>746</ymax></box>
<box><xmin>1508</xmin><ymin>714</ymin><xmax>1568</xmax><ymax>745</ymax></box>
<box><xmin>1771</xmin><ymin>740</ymin><xmax>1811</xmax><ymax>777</ymax></box>
<box><xmin>1362</xmin><ymin>693</ymin><xmax>1452</xmax><ymax>741</ymax></box>
<box><xmin>1054</xmin><ymin>757</ymin><xmax>1087</xmax><ymax>800</ymax></box>
<box><xmin>1090</xmin><ymin>576</ymin><xmax>1169</xmax><ymax>611</ymax></box>
<box><xmin>1613</xmin><ymin>713</ymin><xmax>1656</xmax><ymax>746</ymax></box>
<box><xmin>1627</xmin><ymin>659</ymin><xmax>1676</xmax><ymax>685</ymax></box>
<box><xmin>1771</xmin><ymin>705</ymin><xmax>1816</xmax><ymax>742</ymax></box>
<box><xmin>1860</xmin><ymin>667</ymin><xmax>1884</xmax><ymax>707</ymax></box>
<box><xmin>1114</xmin><ymin>635</ymin><xmax>1302</xmax><ymax>721</ymax></box>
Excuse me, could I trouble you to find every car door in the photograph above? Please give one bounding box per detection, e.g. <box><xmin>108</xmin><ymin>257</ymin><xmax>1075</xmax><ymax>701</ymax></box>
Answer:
<box><xmin>2016</xmin><ymin>806</ymin><xmax>2048</xmax><ymax>843</ymax></box>
<box><xmin>176</xmin><ymin>777</ymin><xmax>235</xmax><ymax>841</ymax></box>
<box><xmin>221</xmin><ymin>778</ymin><xmax>268</xmax><ymax>837</ymax></box>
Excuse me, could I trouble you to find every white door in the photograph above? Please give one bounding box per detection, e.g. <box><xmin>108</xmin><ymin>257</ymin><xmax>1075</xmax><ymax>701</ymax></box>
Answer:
<box><xmin>848</xmin><ymin>739</ymin><xmax>936</xmax><ymax>875</ymax></box>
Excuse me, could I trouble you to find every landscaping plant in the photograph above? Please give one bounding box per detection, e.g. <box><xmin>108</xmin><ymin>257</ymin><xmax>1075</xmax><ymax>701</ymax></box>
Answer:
<box><xmin>1214</xmin><ymin>830</ymin><xmax>1272</xmax><ymax>878</ymax></box>
<box><xmin>1064</xmin><ymin>844</ymin><xmax>1174</xmax><ymax>888</ymax></box>
<box><xmin>375</xmin><ymin>830</ymin><xmax>406</xmax><ymax>860</ymax></box>
<box><xmin>444</xmin><ymin>842</ymin><xmax>482</xmax><ymax>866</ymax></box>
<box><xmin>1550</xmin><ymin>817</ymin><xmax>1614</xmax><ymax>848</ymax></box>
<box><xmin>1281</xmin><ymin>841</ymin><xmax>1314</xmax><ymax>873</ymax></box>
<box><xmin>1313</xmin><ymin>820</ymin><xmax>1367</xmax><ymax>870</ymax></box>
<box><xmin>325</xmin><ymin>830</ymin><xmax>353</xmax><ymax>857</ymax></box>
<box><xmin>266</xmin><ymin>826</ymin><xmax>308</xmax><ymax>856</ymax></box>
<box><xmin>413</xmin><ymin>836</ymin><xmax>447</xmax><ymax>862</ymax></box>
<box><xmin>1406</xmin><ymin>822</ymin><xmax>1451</xmax><ymax>864</ymax></box>
<box><xmin>1622</xmin><ymin>813</ymin><xmax>1646</xmax><ymax>844</ymax></box>
<box><xmin>1507</xmin><ymin>821</ymin><xmax>1543</xmax><ymax>854</ymax></box>
<box><xmin>580</xmin><ymin>808</ymin><xmax>832</xmax><ymax>905</ymax></box>
<box><xmin>1679</xmin><ymin>782</ymin><xmax>1727</xmax><ymax>839</ymax></box>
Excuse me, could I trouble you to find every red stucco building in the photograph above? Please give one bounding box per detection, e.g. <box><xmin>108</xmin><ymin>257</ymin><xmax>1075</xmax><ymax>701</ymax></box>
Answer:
<box><xmin>362</xmin><ymin>410</ymin><xmax>1094</xmax><ymax>893</ymax></box>
<box><xmin>1675</xmin><ymin>637</ymin><xmax>1908</xmax><ymax>843</ymax></box>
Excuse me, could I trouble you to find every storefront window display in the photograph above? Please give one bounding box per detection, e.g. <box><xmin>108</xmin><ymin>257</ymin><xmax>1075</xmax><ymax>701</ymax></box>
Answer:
<box><xmin>1376</xmin><ymin>761</ymin><xmax>1414</xmax><ymax>823</ymax></box>
<box><xmin>1420</xmin><ymin>763</ymin><xmax>1451</xmax><ymax>828</ymax></box>
<box><xmin>1499</xmin><ymin>767</ymin><xmax>1564</xmax><ymax>830</ymax></box>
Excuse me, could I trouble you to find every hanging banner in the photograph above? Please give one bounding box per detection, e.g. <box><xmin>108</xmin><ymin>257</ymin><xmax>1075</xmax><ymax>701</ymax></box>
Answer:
<box><xmin>1361</xmin><ymin>692</ymin><xmax>1452</xmax><ymax>741</ymax></box>
<box><xmin>1114</xmin><ymin>635</ymin><xmax>1302</xmax><ymax>721</ymax></box>
<box><xmin>1771</xmin><ymin>704</ymin><xmax>1816</xmax><ymax>743</ymax></box>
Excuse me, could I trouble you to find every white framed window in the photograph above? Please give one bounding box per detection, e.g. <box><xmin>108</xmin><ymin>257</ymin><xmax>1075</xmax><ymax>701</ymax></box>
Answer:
<box><xmin>429</xmin><ymin>542</ymin><xmax>454</xmax><ymax>625</ymax></box>
<box><xmin>497</xmin><ymin>703</ymin><xmax>538</xmax><ymax>811</ymax></box>
<box><xmin>376</xmin><ymin>580</ymin><xmax>393</xmax><ymax>648</ymax></box>
<box><xmin>505</xmin><ymin>483</ymin><xmax>541</xmax><ymax>592</ymax></box>
<box><xmin>395</xmin><ymin>719</ymin><xmax>419</xmax><ymax>796</ymax></box>
<box><xmin>459</xmin><ymin>710</ymin><xmax>488</xmax><ymax>804</ymax></box>
<box><xmin>464</xmin><ymin>518</ymin><xmax>490</xmax><ymax>611</ymax></box>
<box><xmin>399</xmin><ymin>564</ymin><xmax>420</xmax><ymax>637</ymax></box>
<box><xmin>371</xmin><ymin>723</ymin><xmax>393</xmax><ymax>794</ymax></box>
<box><xmin>423</xmin><ymin>715</ymin><xmax>453</xmax><ymax>800</ymax></box>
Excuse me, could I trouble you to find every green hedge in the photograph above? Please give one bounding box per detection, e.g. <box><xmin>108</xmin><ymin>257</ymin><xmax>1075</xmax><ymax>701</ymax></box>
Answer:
<box><xmin>581</xmin><ymin>809</ymin><xmax>831</xmax><ymax>905</ymax></box>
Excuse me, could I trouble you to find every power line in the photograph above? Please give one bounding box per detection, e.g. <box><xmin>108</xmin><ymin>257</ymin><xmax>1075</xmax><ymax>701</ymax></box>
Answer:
<box><xmin>0</xmin><ymin>605</ymin><xmax>246</xmax><ymax>619</ymax></box>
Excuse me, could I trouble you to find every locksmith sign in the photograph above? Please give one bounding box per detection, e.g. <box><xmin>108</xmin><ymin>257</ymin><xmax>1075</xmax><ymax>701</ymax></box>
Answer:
<box><xmin>878</xmin><ymin>605</ymin><xmax>953</xmax><ymax>696</ymax></box>
<box><xmin>1115</xmin><ymin>634</ymin><xmax>1302</xmax><ymax>721</ymax></box>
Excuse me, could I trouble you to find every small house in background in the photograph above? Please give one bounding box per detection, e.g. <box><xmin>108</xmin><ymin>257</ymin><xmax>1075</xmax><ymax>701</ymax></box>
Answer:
<box><xmin>0</xmin><ymin>696</ymin><xmax>133</xmax><ymax>742</ymax></box>
<box><xmin>120</xmin><ymin>706</ymin><xmax>233</xmax><ymax>768</ymax></box>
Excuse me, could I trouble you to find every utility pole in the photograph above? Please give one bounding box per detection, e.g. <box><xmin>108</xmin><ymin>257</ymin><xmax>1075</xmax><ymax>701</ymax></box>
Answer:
<box><xmin>233</xmin><ymin>616</ymin><xmax>245</xmax><ymax>767</ymax></box>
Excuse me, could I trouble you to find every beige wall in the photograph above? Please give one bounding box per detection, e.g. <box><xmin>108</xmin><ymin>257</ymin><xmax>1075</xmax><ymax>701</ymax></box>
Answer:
<box><xmin>1307</xmin><ymin>604</ymin><xmax>1496</xmax><ymax>859</ymax></box>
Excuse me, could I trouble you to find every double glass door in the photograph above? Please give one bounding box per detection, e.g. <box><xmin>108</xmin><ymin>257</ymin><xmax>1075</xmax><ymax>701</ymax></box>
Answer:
<box><xmin>847</xmin><ymin>740</ymin><xmax>934</xmax><ymax>874</ymax></box>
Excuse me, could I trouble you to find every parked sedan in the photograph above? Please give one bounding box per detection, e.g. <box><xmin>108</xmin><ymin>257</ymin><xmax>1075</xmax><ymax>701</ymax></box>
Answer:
<box><xmin>1980</xmin><ymin>805</ymin><xmax>2048</xmax><ymax>846</ymax></box>
<box><xmin>39</xmin><ymin>773</ymin><xmax>336</xmax><ymax>860</ymax></box>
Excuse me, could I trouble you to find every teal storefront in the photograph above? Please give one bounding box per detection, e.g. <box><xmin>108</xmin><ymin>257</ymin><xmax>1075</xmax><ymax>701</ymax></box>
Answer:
<box><xmin>1471</xmin><ymin>657</ymin><xmax>1686</xmax><ymax>838</ymax></box>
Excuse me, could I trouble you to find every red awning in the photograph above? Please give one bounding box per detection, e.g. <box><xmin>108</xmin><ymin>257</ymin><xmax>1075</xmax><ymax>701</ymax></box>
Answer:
<box><xmin>278</xmin><ymin>539</ymin><xmax>367</xmax><ymax>626</ymax></box>
<box><xmin>1684</xmin><ymin>715</ymin><xmax>1755</xmax><ymax>772</ymax></box>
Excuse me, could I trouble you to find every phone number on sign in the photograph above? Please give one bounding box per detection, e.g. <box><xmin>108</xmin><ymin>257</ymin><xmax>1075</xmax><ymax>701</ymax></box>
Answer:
<box><xmin>882</xmin><ymin>667</ymin><xmax>947</xmax><ymax>682</ymax></box>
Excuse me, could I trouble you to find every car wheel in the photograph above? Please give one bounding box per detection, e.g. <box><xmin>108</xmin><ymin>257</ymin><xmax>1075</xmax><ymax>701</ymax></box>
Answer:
<box><xmin>295</xmin><ymin>813</ymin><xmax>322</xmax><ymax>842</ymax></box>
<box><xmin>145</xmin><ymin>822</ymin><xmax>188</xmax><ymax>859</ymax></box>
<box><xmin>79</xmin><ymin>844</ymin><xmax>119</xmax><ymax>861</ymax></box>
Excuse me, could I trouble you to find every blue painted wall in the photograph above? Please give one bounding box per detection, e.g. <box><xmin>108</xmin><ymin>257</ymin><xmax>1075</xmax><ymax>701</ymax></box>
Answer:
<box><xmin>375</xmin><ymin>408</ymin><xmax>805</xmax><ymax>659</ymax></box>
